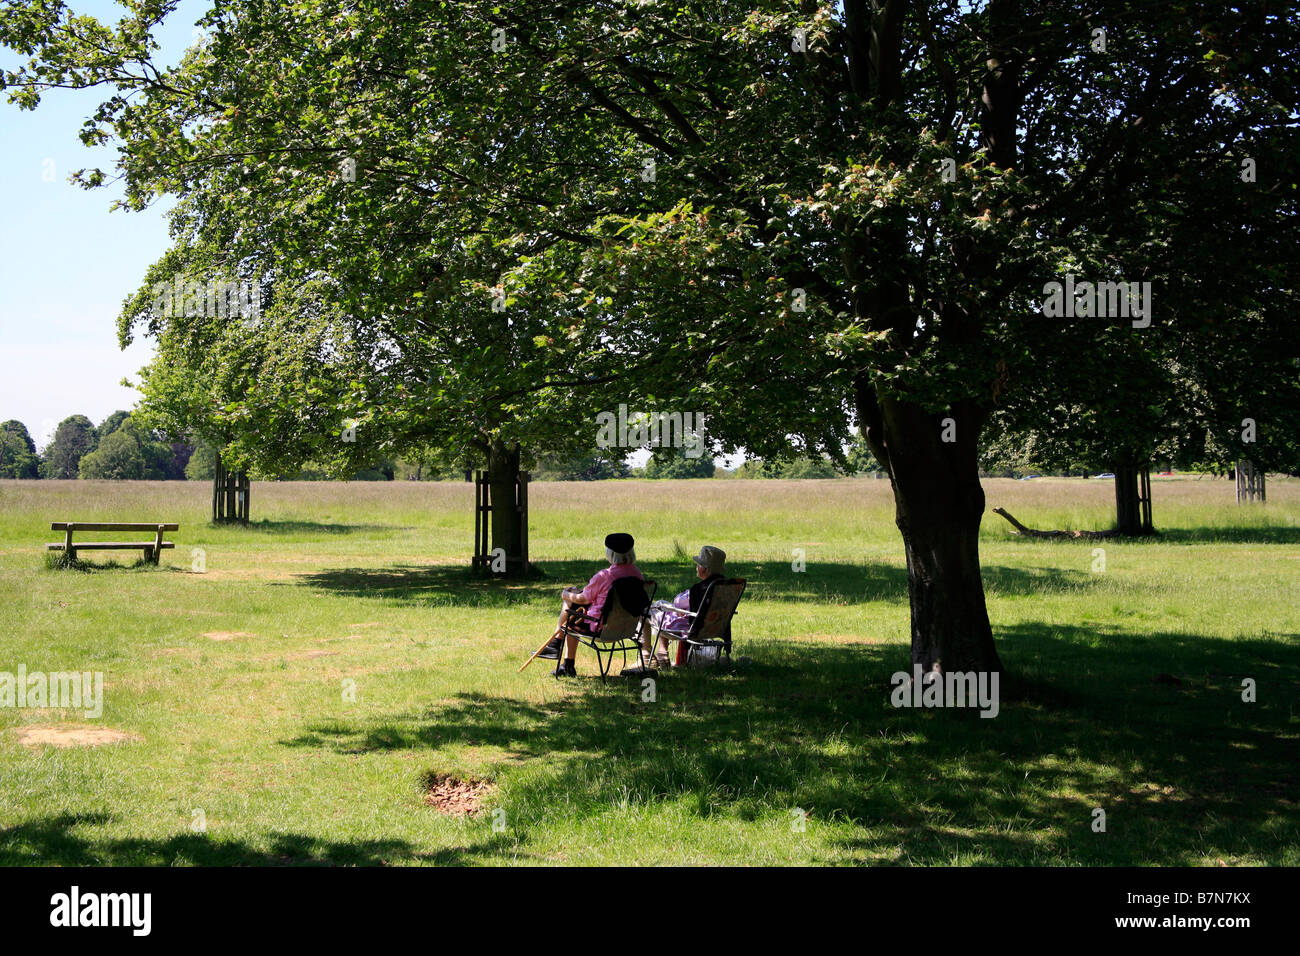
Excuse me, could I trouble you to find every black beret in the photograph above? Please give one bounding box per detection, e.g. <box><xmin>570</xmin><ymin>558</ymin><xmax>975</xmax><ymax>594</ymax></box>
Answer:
<box><xmin>604</xmin><ymin>532</ymin><xmax>634</xmax><ymax>553</ymax></box>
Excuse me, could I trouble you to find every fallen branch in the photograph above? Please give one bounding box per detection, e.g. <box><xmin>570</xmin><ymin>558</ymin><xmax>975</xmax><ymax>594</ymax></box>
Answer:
<box><xmin>992</xmin><ymin>507</ymin><xmax>1119</xmax><ymax>540</ymax></box>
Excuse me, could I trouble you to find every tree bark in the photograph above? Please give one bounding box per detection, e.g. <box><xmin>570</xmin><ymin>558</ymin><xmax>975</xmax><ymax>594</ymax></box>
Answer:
<box><xmin>859</xmin><ymin>383</ymin><xmax>1003</xmax><ymax>676</ymax></box>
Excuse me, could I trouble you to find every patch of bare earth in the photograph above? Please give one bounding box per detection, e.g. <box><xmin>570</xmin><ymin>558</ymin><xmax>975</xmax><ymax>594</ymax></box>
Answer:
<box><xmin>421</xmin><ymin>772</ymin><xmax>494</xmax><ymax>815</ymax></box>
<box><xmin>15</xmin><ymin>725</ymin><xmax>143</xmax><ymax>749</ymax></box>
<box><xmin>203</xmin><ymin>631</ymin><xmax>256</xmax><ymax>641</ymax></box>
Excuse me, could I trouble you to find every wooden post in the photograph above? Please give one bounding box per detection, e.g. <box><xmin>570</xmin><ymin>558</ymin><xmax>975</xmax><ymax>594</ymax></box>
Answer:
<box><xmin>1237</xmin><ymin>460</ymin><xmax>1265</xmax><ymax>503</ymax></box>
<box><xmin>473</xmin><ymin>469</ymin><xmax>493</xmax><ymax>573</ymax></box>
<box><xmin>1138</xmin><ymin>466</ymin><xmax>1152</xmax><ymax>533</ymax></box>
<box><xmin>151</xmin><ymin>523</ymin><xmax>165</xmax><ymax>564</ymax></box>
<box><xmin>64</xmin><ymin>522</ymin><xmax>74</xmax><ymax>561</ymax></box>
<box><xmin>518</xmin><ymin>470</ymin><xmax>529</xmax><ymax>573</ymax></box>
<box><xmin>473</xmin><ymin>469</ymin><xmax>482</xmax><ymax>572</ymax></box>
<box><xmin>212</xmin><ymin>460</ymin><xmax>221</xmax><ymax>523</ymax></box>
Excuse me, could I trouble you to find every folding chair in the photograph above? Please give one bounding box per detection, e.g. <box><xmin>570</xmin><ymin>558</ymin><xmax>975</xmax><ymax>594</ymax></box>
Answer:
<box><xmin>564</xmin><ymin>577</ymin><xmax>657</xmax><ymax>679</ymax></box>
<box><xmin>648</xmin><ymin>578</ymin><xmax>746</xmax><ymax>669</ymax></box>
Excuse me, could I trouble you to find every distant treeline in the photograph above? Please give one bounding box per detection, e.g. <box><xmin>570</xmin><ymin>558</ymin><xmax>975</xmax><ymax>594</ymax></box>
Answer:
<box><xmin>1</xmin><ymin>413</ymin><xmax>196</xmax><ymax>480</ymax></box>
<box><xmin>3</xmin><ymin>414</ymin><xmax>894</xmax><ymax>481</ymax></box>
<box><xmin>0</xmin><ymin>413</ymin><xmax>395</xmax><ymax>481</ymax></box>
<box><xmin>2</xmin><ymin>414</ymin><xmax>1137</xmax><ymax>482</ymax></box>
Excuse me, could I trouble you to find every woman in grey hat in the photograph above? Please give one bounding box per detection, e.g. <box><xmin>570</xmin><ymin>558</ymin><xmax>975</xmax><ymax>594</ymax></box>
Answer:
<box><xmin>644</xmin><ymin>545</ymin><xmax>726</xmax><ymax>667</ymax></box>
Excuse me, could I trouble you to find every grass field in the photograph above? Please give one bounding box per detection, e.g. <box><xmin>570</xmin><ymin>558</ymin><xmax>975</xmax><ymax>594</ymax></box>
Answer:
<box><xmin>0</xmin><ymin>476</ymin><xmax>1297</xmax><ymax>866</ymax></box>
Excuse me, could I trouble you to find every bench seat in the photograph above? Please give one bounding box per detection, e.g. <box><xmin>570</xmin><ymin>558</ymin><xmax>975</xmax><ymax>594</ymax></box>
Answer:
<box><xmin>47</xmin><ymin>522</ymin><xmax>180</xmax><ymax>565</ymax></box>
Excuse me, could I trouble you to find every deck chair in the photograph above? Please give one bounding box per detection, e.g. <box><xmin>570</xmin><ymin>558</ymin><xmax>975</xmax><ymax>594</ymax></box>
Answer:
<box><xmin>565</xmin><ymin>577</ymin><xmax>657</xmax><ymax>679</ymax></box>
<box><xmin>650</xmin><ymin>578</ymin><xmax>746</xmax><ymax>668</ymax></box>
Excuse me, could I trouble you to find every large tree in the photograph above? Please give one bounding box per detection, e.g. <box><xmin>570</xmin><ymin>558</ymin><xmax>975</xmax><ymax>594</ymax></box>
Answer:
<box><xmin>0</xmin><ymin>420</ymin><xmax>41</xmax><ymax>479</ymax></box>
<box><xmin>40</xmin><ymin>414</ymin><xmax>97</xmax><ymax>479</ymax></box>
<box><xmin>5</xmin><ymin>1</ymin><xmax>1297</xmax><ymax>674</ymax></box>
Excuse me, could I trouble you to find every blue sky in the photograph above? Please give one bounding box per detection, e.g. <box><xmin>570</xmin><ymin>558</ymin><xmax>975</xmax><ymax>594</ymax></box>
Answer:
<box><xmin>0</xmin><ymin>1</ymin><xmax>207</xmax><ymax>449</ymax></box>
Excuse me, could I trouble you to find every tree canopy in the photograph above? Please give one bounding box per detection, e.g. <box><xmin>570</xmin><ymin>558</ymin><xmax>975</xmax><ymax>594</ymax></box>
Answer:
<box><xmin>0</xmin><ymin>420</ymin><xmax>41</xmax><ymax>478</ymax></box>
<box><xmin>41</xmin><ymin>415</ymin><xmax>97</xmax><ymax>479</ymax></box>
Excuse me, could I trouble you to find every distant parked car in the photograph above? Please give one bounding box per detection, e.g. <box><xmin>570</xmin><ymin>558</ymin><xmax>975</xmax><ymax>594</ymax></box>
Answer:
<box><xmin>1020</xmin><ymin>474</ymin><xmax>1041</xmax><ymax>480</ymax></box>
<box><xmin>1092</xmin><ymin>472</ymin><xmax>1115</xmax><ymax>479</ymax></box>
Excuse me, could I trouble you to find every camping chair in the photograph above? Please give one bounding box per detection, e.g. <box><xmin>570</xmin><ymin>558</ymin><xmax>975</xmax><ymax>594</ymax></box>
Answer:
<box><xmin>560</xmin><ymin>577</ymin><xmax>657</xmax><ymax>679</ymax></box>
<box><xmin>649</xmin><ymin>578</ymin><xmax>746</xmax><ymax>668</ymax></box>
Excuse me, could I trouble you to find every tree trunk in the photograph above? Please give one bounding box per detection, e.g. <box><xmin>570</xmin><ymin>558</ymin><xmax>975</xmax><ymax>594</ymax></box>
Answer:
<box><xmin>487</xmin><ymin>439</ymin><xmax>526</xmax><ymax>576</ymax></box>
<box><xmin>860</xmin><ymin>382</ymin><xmax>1003</xmax><ymax>676</ymax></box>
<box><xmin>1113</xmin><ymin>464</ymin><xmax>1153</xmax><ymax>535</ymax></box>
<box><xmin>835</xmin><ymin>0</ymin><xmax>1020</xmax><ymax>680</ymax></box>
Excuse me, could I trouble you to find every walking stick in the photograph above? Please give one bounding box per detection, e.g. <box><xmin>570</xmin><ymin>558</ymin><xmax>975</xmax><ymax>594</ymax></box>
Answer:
<box><xmin>520</xmin><ymin>588</ymin><xmax>584</xmax><ymax>672</ymax></box>
<box><xmin>519</xmin><ymin>628</ymin><xmax>563</xmax><ymax>672</ymax></box>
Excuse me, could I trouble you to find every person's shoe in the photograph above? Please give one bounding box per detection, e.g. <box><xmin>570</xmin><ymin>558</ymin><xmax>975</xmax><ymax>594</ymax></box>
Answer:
<box><xmin>553</xmin><ymin>661</ymin><xmax>577</xmax><ymax>678</ymax></box>
<box><xmin>537</xmin><ymin>637</ymin><xmax>563</xmax><ymax>660</ymax></box>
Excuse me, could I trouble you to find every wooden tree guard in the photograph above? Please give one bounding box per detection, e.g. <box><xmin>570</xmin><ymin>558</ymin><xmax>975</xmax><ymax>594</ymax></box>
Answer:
<box><xmin>213</xmin><ymin>459</ymin><xmax>250</xmax><ymax>524</ymax></box>
<box><xmin>1236</xmin><ymin>459</ymin><xmax>1266</xmax><ymax>503</ymax></box>
<box><xmin>1112</xmin><ymin>465</ymin><xmax>1154</xmax><ymax>535</ymax></box>
<box><xmin>472</xmin><ymin>469</ymin><xmax>529</xmax><ymax>574</ymax></box>
<box><xmin>1138</xmin><ymin>466</ymin><xmax>1153</xmax><ymax>532</ymax></box>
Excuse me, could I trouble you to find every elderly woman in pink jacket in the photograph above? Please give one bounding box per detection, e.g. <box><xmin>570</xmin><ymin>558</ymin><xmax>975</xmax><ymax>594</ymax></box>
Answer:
<box><xmin>537</xmin><ymin>532</ymin><xmax>644</xmax><ymax>677</ymax></box>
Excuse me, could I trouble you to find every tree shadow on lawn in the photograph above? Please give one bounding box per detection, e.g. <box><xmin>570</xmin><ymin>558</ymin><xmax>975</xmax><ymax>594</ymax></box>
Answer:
<box><xmin>1151</xmin><ymin>526</ymin><xmax>1300</xmax><ymax>545</ymax></box>
<box><xmin>0</xmin><ymin>810</ymin><xmax>515</xmax><ymax>866</ymax></box>
<box><xmin>994</xmin><ymin>525</ymin><xmax>1300</xmax><ymax>546</ymax></box>
<box><xmin>223</xmin><ymin>519</ymin><xmax>406</xmax><ymax>535</ymax></box>
<box><xmin>281</xmin><ymin>625</ymin><xmax>1300</xmax><ymax>865</ymax></box>
<box><xmin>288</xmin><ymin>559</ymin><xmax>1099</xmax><ymax>608</ymax></box>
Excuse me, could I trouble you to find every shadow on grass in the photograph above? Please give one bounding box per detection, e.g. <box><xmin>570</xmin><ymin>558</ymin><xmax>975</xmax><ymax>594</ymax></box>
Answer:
<box><xmin>288</xmin><ymin>559</ymin><xmax>1100</xmax><ymax>608</ymax></box>
<box><xmin>8</xmin><ymin>626</ymin><xmax>1294</xmax><ymax>866</ymax></box>
<box><xmin>0</xmin><ymin>811</ymin><xmax>516</xmax><ymax>865</ymax></box>
<box><xmin>215</xmin><ymin>519</ymin><xmax>406</xmax><ymax>535</ymax></box>
<box><xmin>278</xmin><ymin>625</ymin><xmax>1299</xmax><ymax>865</ymax></box>
<box><xmin>43</xmin><ymin>553</ymin><xmax>158</xmax><ymax>573</ymax></box>
<box><xmin>993</xmin><ymin>525</ymin><xmax>1300</xmax><ymax>546</ymax></box>
<box><xmin>1153</xmin><ymin>526</ymin><xmax>1300</xmax><ymax>545</ymax></box>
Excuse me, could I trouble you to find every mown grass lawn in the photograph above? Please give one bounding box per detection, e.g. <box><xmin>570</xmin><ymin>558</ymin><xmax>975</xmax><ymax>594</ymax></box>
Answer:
<box><xmin>0</xmin><ymin>476</ymin><xmax>1296</xmax><ymax>865</ymax></box>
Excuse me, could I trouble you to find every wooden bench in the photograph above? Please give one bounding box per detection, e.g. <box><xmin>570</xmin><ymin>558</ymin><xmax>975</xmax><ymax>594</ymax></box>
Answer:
<box><xmin>48</xmin><ymin>522</ymin><xmax>179</xmax><ymax>565</ymax></box>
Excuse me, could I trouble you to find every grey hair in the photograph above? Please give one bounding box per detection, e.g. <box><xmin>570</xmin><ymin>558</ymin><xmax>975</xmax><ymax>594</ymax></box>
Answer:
<box><xmin>606</xmin><ymin>547</ymin><xmax>636</xmax><ymax>565</ymax></box>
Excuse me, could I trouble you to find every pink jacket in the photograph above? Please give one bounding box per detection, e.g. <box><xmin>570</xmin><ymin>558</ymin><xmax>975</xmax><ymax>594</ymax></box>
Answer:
<box><xmin>579</xmin><ymin>563</ymin><xmax>643</xmax><ymax>624</ymax></box>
